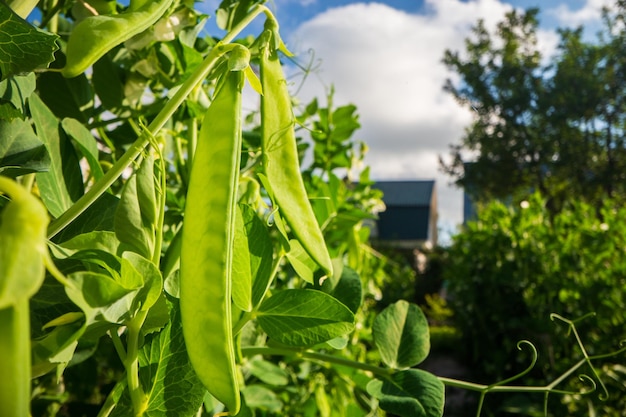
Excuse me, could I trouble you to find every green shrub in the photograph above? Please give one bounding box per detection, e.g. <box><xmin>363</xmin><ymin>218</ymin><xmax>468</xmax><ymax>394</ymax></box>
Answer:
<box><xmin>445</xmin><ymin>192</ymin><xmax>626</xmax><ymax>415</ymax></box>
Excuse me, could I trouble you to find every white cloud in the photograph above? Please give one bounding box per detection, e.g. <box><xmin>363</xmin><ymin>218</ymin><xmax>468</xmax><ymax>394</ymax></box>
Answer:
<box><xmin>287</xmin><ymin>0</ymin><xmax>520</xmax><ymax>235</ymax></box>
<box><xmin>548</xmin><ymin>0</ymin><xmax>614</xmax><ymax>26</ymax></box>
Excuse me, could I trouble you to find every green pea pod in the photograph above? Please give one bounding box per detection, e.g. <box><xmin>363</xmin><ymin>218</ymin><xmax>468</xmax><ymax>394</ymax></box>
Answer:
<box><xmin>259</xmin><ymin>31</ymin><xmax>333</xmax><ymax>279</ymax></box>
<box><xmin>180</xmin><ymin>69</ymin><xmax>244</xmax><ymax>415</ymax></box>
<box><xmin>61</xmin><ymin>0</ymin><xmax>174</xmax><ymax>78</ymax></box>
<box><xmin>0</xmin><ymin>176</ymin><xmax>49</xmax><ymax>417</ymax></box>
<box><xmin>0</xmin><ymin>176</ymin><xmax>49</xmax><ymax>307</ymax></box>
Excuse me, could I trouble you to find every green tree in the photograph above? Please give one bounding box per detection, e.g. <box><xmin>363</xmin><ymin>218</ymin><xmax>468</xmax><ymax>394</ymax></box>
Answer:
<box><xmin>442</xmin><ymin>3</ymin><xmax>626</xmax><ymax>210</ymax></box>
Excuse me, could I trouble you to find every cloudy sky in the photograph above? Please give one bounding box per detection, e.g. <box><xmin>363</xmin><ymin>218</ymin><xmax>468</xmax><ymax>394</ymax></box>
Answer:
<box><xmin>203</xmin><ymin>0</ymin><xmax>615</xmax><ymax>243</ymax></box>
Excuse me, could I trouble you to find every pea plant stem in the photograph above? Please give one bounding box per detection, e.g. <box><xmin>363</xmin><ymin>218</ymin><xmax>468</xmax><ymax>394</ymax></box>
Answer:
<box><xmin>240</xmin><ymin>346</ymin><xmax>393</xmax><ymax>378</ymax></box>
<box><xmin>46</xmin><ymin>4</ymin><xmax>272</xmax><ymax>239</ymax></box>
<box><xmin>125</xmin><ymin>310</ymin><xmax>150</xmax><ymax>416</ymax></box>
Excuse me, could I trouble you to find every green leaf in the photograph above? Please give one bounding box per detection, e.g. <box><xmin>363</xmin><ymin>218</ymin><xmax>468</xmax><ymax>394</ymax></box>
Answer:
<box><xmin>373</xmin><ymin>300</ymin><xmax>430</xmax><ymax>369</ymax></box>
<box><xmin>0</xmin><ymin>73</ymin><xmax>35</xmax><ymax>113</ymax></box>
<box><xmin>141</xmin><ymin>293</ymin><xmax>169</xmax><ymax>336</ymax></box>
<box><xmin>69</xmin><ymin>249</ymin><xmax>122</xmax><ymax>280</ymax></box>
<box><xmin>232</xmin><ymin>205</ymin><xmax>252</xmax><ymax>311</ymax></box>
<box><xmin>0</xmin><ymin>101</ymin><xmax>22</xmax><ymax>119</ymax></box>
<box><xmin>65</xmin><ymin>271</ymin><xmax>135</xmax><ymax>324</ymax></box>
<box><xmin>61</xmin><ymin>118</ymin><xmax>104</xmax><ymax>181</ymax></box>
<box><xmin>92</xmin><ymin>54</ymin><xmax>124</xmax><ymax>111</ymax></box>
<box><xmin>241</xmin><ymin>385</ymin><xmax>283</xmax><ymax>413</ymax></box>
<box><xmin>31</xmin><ymin>319</ymin><xmax>85</xmax><ymax>378</ymax></box>
<box><xmin>257</xmin><ymin>289</ymin><xmax>354</xmax><ymax>346</ymax></box>
<box><xmin>247</xmin><ymin>357</ymin><xmax>289</xmax><ymax>386</ymax></box>
<box><xmin>0</xmin><ymin>3</ymin><xmax>59</xmax><ymax>80</ymax></box>
<box><xmin>30</xmin><ymin>279</ymin><xmax>77</xmax><ymax>339</ymax></box>
<box><xmin>331</xmin><ymin>104</ymin><xmax>360</xmax><ymax>143</ymax></box>
<box><xmin>216</xmin><ymin>0</ymin><xmax>257</xmax><ymax>31</ymax></box>
<box><xmin>36</xmin><ymin>69</ymin><xmax>94</xmax><ymax>123</ymax></box>
<box><xmin>30</xmin><ymin>94</ymin><xmax>84</xmax><ymax>218</ymax></box>
<box><xmin>241</xmin><ymin>204</ymin><xmax>273</xmax><ymax>309</ymax></box>
<box><xmin>0</xmin><ymin>118</ymin><xmax>49</xmax><ymax>176</ymax></box>
<box><xmin>109</xmin><ymin>302</ymin><xmax>206</xmax><ymax>417</ymax></box>
<box><xmin>53</xmin><ymin>231</ymin><xmax>122</xmax><ymax>258</ymax></box>
<box><xmin>66</xmin><ymin>250</ymin><xmax>162</xmax><ymax>324</ymax></box>
<box><xmin>313</xmin><ymin>265</ymin><xmax>362</xmax><ymax>314</ymax></box>
<box><xmin>138</xmin><ymin>302</ymin><xmax>206</xmax><ymax>416</ymax></box>
<box><xmin>366</xmin><ymin>369</ymin><xmax>444</xmax><ymax>417</ymax></box>
<box><xmin>52</xmin><ymin>192</ymin><xmax>119</xmax><ymax>243</ymax></box>
<box><xmin>120</xmin><ymin>252</ymin><xmax>163</xmax><ymax>313</ymax></box>
<box><xmin>114</xmin><ymin>153</ymin><xmax>157</xmax><ymax>259</ymax></box>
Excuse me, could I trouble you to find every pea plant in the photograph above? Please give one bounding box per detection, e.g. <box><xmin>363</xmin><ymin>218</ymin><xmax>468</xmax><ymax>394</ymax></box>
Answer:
<box><xmin>0</xmin><ymin>1</ymin><xmax>624</xmax><ymax>416</ymax></box>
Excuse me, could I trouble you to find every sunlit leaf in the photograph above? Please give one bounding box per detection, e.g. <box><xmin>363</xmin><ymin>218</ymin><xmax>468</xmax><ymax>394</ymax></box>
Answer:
<box><xmin>367</xmin><ymin>369</ymin><xmax>444</xmax><ymax>417</ymax></box>
<box><xmin>30</xmin><ymin>94</ymin><xmax>84</xmax><ymax>218</ymax></box>
<box><xmin>0</xmin><ymin>3</ymin><xmax>59</xmax><ymax>80</ymax></box>
<box><xmin>373</xmin><ymin>300</ymin><xmax>430</xmax><ymax>369</ymax></box>
<box><xmin>241</xmin><ymin>204</ymin><xmax>273</xmax><ymax>308</ymax></box>
<box><xmin>257</xmin><ymin>289</ymin><xmax>354</xmax><ymax>346</ymax></box>
<box><xmin>114</xmin><ymin>153</ymin><xmax>157</xmax><ymax>259</ymax></box>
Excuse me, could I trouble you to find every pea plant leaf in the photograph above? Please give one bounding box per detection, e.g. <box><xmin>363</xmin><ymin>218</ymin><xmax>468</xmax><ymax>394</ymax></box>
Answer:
<box><xmin>256</xmin><ymin>289</ymin><xmax>355</xmax><ymax>346</ymax></box>
<box><xmin>37</xmin><ymin>69</ymin><xmax>94</xmax><ymax>123</ymax></box>
<box><xmin>241</xmin><ymin>385</ymin><xmax>283</xmax><ymax>413</ymax></box>
<box><xmin>0</xmin><ymin>3</ymin><xmax>59</xmax><ymax>80</ymax></box>
<box><xmin>373</xmin><ymin>300</ymin><xmax>430</xmax><ymax>369</ymax></box>
<box><xmin>311</xmin><ymin>265</ymin><xmax>362</xmax><ymax>314</ymax></box>
<box><xmin>138</xmin><ymin>302</ymin><xmax>206</xmax><ymax>416</ymax></box>
<box><xmin>0</xmin><ymin>73</ymin><xmax>36</xmax><ymax>113</ymax></box>
<box><xmin>64</xmin><ymin>271</ymin><xmax>137</xmax><ymax>325</ymax></box>
<box><xmin>54</xmin><ymin>231</ymin><xmax>122</xmax><ymax>258</ymax></box>
<box><xmin>120</xmin><ymin>252</ymin><xmax>163</xmax><ymax>314</ymax></box>
<box><xmin>92</xmin><ymin>55</ymin><xmax>125</xmax><ymax>111</ymax></box>
<box><xmin>61</xmin><ymin>118</ymin><xmax>104</xmax><ymax>181</ymax></box>
<box><xmin>0</xmin><ymin>118</ymin><xmax>49</xmax><ymax>176</ymax></box>
<box><xmin>216</xmin><ymin>0</ymin><xmax>258</xmax><ymax>31</ymax></box>
<box><xmin>31</xmin><ymin>319</ymin><xmax>85</xmax><ymax>378</ymax></box>
<box><xmin>241</xmin><ymin>204</ymin><xmax>273</xmax><ymax>309</ymax></box>
<box><xmin>366</xmin><ymin>369</ymin><xmax>445</xmax><ymax>417</ymax></box>
<box><xmin>109</xmin><ymin>302</ymin><xmax>206</xmax><ymax>417</ymax></box>
<box><xmin>115</xmin><ymin>153</ymin><xmax>158</xmax><ymax>259</ymax></box>
<box><xmin>52</xmin><ymin>193</ymin><xmax>119</xmax><ymax>243</ymax></box>
<box><xmin>30</xmin><ymin>94</ymin><xmax>84</xmax><ymax>218</ymax></box>
<box><xmin>246</xmin><ymin>357</ymin><xmax>289</xmax><ymax>386</ymax></box>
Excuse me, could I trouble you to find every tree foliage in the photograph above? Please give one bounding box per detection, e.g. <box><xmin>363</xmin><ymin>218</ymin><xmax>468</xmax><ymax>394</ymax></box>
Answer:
<box><xmin>442</xmin><ymin>2</ymin><xmax>626</xmax><ymax>210</ymax></box>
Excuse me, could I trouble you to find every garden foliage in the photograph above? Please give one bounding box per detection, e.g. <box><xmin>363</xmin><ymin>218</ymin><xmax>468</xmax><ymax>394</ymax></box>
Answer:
<box><xmin>0</xmin><ymin>1</ymin><xmax>442</xmax><ymax>415</ymax></box>
<box><xmin>446</xmin><ymin>194</ymin><xmax>626</xmax><ymax>416</ymax></box>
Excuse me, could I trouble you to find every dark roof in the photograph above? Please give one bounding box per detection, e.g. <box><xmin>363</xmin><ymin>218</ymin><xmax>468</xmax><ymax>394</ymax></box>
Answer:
<box><xmin>374</xmin><ymin>180</ymin><xmax>435</xmax><ymax>207</ymax></box>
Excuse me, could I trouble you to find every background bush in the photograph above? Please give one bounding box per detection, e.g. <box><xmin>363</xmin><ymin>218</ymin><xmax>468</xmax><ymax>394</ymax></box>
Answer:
<box><xmin>444</xmin><ymin>192</ymin><xmax>626</xmax><ymax>416</ymax></box>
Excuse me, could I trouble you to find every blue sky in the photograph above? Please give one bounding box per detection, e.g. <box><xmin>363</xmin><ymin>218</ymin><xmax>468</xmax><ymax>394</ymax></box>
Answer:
<box><xmin>198</xmin><ymin>0</ymin><xmax>613</xmax><ymax>243</ymax></box>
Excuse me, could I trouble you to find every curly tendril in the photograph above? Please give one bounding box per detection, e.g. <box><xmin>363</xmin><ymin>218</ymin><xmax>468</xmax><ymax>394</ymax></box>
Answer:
<box><xmin>440</xmin><ymin>313</ymin><xmax>626</xmax><ymax>417</ymax></box>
